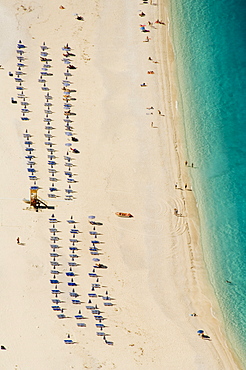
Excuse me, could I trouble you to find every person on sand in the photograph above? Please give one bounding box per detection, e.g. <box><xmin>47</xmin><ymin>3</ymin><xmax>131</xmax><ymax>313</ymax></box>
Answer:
<box><xmin>17</xmin><ymin>237</ymin><xmax>20</xmax><ymax>244</ymax></box>
<box><xmin>141</xmin><ymin>83</ymin><xmax>147</xmax><ymax>87</ymax></box>
<box><xmin>185</xmin><ymin>161</ymin><xmax>188</xmax><ymax>166</ymax></box>
<box><xmin>144</xmin><ymin>36</ymin><xmax>150</xmax><ymax>42</ymax></box>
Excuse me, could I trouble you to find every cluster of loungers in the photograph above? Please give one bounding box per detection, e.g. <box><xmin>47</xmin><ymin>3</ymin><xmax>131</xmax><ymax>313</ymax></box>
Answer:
<box><xmin>49</xmin><ymin>214</ymin><xmax>114</xmax><ymax>345</ymax></box>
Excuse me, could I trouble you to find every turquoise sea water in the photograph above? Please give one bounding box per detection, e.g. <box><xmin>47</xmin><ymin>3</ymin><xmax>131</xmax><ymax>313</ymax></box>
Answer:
<box><xmin>169</xmin><ymin>0</ymin><xmax>246</xmax><ymax>366</ymax></box>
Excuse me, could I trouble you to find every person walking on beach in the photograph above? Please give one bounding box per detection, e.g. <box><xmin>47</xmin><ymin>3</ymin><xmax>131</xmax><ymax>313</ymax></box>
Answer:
<box><xmin>17</xmin><ymin>237</ymin><xmax>20</xmax><ymax>244</ymax></box>
<box><xmin>185</xmin><ymin>161</ymin><xmax>188</xmax><ymax>166</ymax></box>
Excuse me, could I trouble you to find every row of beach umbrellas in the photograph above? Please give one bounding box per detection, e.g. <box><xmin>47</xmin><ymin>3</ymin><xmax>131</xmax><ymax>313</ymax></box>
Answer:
<box><xmin>61</xmin><ymin>44</ymin><xmax>79</xmax><ymax>201</ymax></box>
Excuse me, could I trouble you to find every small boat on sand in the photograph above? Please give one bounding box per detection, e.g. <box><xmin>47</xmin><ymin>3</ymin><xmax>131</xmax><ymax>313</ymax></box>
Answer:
<box><xmin>115</xmin><ymin>212</ymin><xmax>133</xmax><ymax>218</ymax></box>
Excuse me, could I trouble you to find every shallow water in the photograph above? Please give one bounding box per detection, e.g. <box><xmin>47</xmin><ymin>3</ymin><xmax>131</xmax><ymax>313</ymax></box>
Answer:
<box><xmin>169</xmin><ymin>0</ymin><xmax>246</xmax><ymax>365</ymax></box>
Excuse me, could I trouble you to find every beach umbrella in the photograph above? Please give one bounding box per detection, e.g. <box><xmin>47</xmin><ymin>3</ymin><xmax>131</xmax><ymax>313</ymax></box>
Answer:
<box><xmin>197</xmin><ymin>330</ymin><xmax>204</xmax><ymax>335</ymax></box>
<box><xmin>40</xmin><ymin>42</ymin><xmax>48</xmax><ymax>50</ymax></box>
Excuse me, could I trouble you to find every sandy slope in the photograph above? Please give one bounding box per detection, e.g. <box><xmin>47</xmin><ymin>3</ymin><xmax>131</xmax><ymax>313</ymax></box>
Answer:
<box><xmin>0</xmin><ymin>0</ymin><xmax>240</xmax><ymax>369</ymax></box>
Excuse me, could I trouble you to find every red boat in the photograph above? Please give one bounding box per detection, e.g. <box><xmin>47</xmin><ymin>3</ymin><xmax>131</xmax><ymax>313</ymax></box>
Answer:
<box><xmin>115</xmin><ymin>212</ymin><xmax>133</xmax><ymax>218</ymax></box>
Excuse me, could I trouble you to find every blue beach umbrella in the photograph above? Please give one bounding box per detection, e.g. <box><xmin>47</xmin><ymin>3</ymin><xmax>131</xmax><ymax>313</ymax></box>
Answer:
<box><xmin>197</xmin><ymin>330</ymin><xmax>204</xmax><ymax>334</ymax></box>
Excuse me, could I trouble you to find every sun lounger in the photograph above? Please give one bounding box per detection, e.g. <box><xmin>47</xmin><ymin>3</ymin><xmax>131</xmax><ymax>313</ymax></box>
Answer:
<box><xmin>102</xmin><ymin>296</ymin><xmax>112</xmax><ymax>300</ymax></box>
<box><xmin>50</xmin><ymin>236</ymin><xmax>59</xmax><ymax>241</ymax></box>
<box><xmin>91</xmin><ymin>309</ymin><xmax>101</xmax><ymax>314</ymax></box>
<box><xmin>66</xmin><ymin>272</ymin><xmax>75</xmax><ymax>276</ymax></box>
<box><xmin>94</xmin><ymin>315</ymin><xmax>104</xmax><ymax>320</ymax></box>
<box><xmin>68</xmin><ymin>282</ymin><xmax>77</xmax><ymax>286</ymax></box>
<box><xmin>49</xmin><ymin>227</ymin><xmax>57</xmax><ymax>232</ymax></box>
<box><xmin>52</xmin><ymin>299</ymin><xmax>61</xmax><ymax>304</ymax></box>
<box><xmin>65</xmin><ymin>195</ymin><xmax>73</xmax><ymax>200</ymax></box>
<box><xmin>50</xmin><ymin>279</ymin><xmax>59</xmax><ymax>284</ymax></box>
<box><xmin>68</xmin><ymin>262</ymin><xmax>77</xmax><ymax>267</ymax></box>
<box><xmin>97</xmin><ymin>332</ymin><xmax>105</xmax><ymax>336</ymax></box>
<box><xmin>77</xmin><ymin>323</ymin><xmax>86</xmax><ymax>327</ymax></box>
<box><xmin>64</xmin><ymin>339</ymin><xmax>73</xmax><ymax>344</ymax></box>
<box><xmin>75</xmin><ymin>314</ymin><xmax>85</xmax><ymax>319</ymax></box>
<box><xmin>92</xmin><ymin>283</ymin><xmax>100</xmax><ymax>288</ymax></box>
<box><xmin>88</xmin><ymin>273</ymin><xmax>97</xmax><ymax>277</ymax></box>
<box><xmin>51</xmin><ymin>270</ymin><xmax>59</xmax><ymax>275</ymax></box>
<box><xmin>106</xmin><ymin>341</ymin><xmax>114</xmax><ymax>345</ymax></box>
<box><xmin>49</xmin><ymin>218</ymin><xmax>57</xmax><ymax>222</ymax></box>
<box><xmin>29</xmin><ymin>176</ymin><xmax>37</xmax><ymax>180</ymax></box>
<box><xmin>48</xmin><ymin>194</ymin><xmax>57</xmax><ymax>198</ymax></box>
<box><xmin>96</xmin><ymin>323</ymin><xmax>105</xmax><ymax>328</ymax></box>
<box><xmin>67</xmin><ymin>178</ymin><xmax>76</xmax><ymax>183</ymax></box>
<box><xmin>70</xmin><ymin>292</ymin><xmax>78</xmax><ymax>297</ymax></box>
<box><xmin>72</xmin><ymin>300</ymin><xmax>81</xmax><ymax>304</ymax></box>
<box><xmin>50</xmin><ymin>261</ymin><xmax>59</xmax><ymax>266</ymax></box>
<box><xmin>69</xmin><ymin>254</ymin><xmax>79</xmax><ymax>258</ymax></box>
<box><xmin>49</xmin><ymin>187</ymin><xmax>58</xmax><ymax>192</ymax></box>
<box><xmin>52</xmin><ymin>305</ymin><xmax>61</xmax><ymax>311</ymax></box>
<box><xmin>50</xmin><ymin>244</ymin><xmax>59</xmax><ymax>249</ymax></box>
<box><xmin>86</xmin><ymin>305</ymin><xmax>95</xmax><ymax>310</ymax></box>
<box><xmin>50</xmin><ymin>253</ymin><xmax>59</xmax><ymax>258</ymax></box>
<box><xmin>69</xmin><ymin>247</ymin><xmax>78</xmax><ymax>251</ymax></box>
<box><xmin>104</xmin><ymin>302</ymin><xmax>113</xmax><ymax>306</ymax></box>
<box><xmin>88</xmin><ymin>293</ymin><xmax>97</xmax><ymax>298</ymax></box>
<box><xmin>51</xmin><ymin>289</ymin><xmax>61</xmax><ymax>294</ymax></box>
<box><xmin>57</xmin><ymin>314</ymin><xmax>66</xmax><ymax>319</ymax></box>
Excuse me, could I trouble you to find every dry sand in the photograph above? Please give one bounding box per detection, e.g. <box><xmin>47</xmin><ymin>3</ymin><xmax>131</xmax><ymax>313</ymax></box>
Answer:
<box><xmin>0</xmin><ymin>0</ymin><xmax>241</xmax><ymax>369</ymax></box>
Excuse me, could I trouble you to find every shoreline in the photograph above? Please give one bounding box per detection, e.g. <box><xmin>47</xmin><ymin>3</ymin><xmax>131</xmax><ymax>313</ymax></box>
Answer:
<box><xmin>163</xmin><ymin>0</ymin><xmax>243</xmax><ymax>368</ymax></box>
<box><xmin>0</xmin><ymin>0</ymin><xmax>242</xmax><ymax>368</ymax></box>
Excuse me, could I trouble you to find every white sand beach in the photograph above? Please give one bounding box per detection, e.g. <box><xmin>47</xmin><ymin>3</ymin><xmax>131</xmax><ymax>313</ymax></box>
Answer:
<box><xmin>0</xmin><ymin>0</ymin><xmax>241</xmax><ymax>369</ymax></box>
